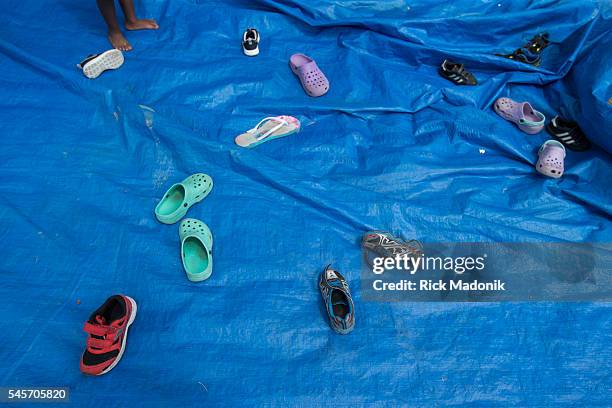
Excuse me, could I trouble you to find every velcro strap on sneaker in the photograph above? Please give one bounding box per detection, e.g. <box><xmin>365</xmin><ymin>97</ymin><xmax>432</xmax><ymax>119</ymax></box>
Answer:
<box><xmin>86</xmin><ymin>337</ymin><xmax>114</xmax><ymax>349</ymax></box>
<box><xmin>83</xmin><ymin>322</ymin><xmax>115</xmax><ymax>336</ymax></box>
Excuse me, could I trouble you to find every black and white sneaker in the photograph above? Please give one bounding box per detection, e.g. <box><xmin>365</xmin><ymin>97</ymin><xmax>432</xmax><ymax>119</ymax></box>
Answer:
<box><xmin>318</xmin><ymin>265</ymin><xmax>355</xmax><ymax>335</ymax></box>
<box><xmin>439</xmin><ymin>59</ymin><xmax>477</xmax><ymax>85</ymax></box>
<box><xmin>546</xmin><ymin>116</ymin><xmax>591</xmax><ymax>151</ymax></box>
<box><xmin>362</xmin><ymin>231</ymin><xmax>423</xmax><ymax>263</ymax></box>
<box><xmin>242</xmin><ymin>28</ymin><xmax>260</xmax><ymax>57</ymax></box>
<box><xmin>77</xmin><ymin>49</ymin><xmax>124</xmax><ymax>79</ymax></box>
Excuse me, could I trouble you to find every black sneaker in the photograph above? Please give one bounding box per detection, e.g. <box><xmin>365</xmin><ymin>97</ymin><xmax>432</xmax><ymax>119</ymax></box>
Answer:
<box><xmin>242</xmin><ymin>28</ymin><xmax>259</xmax><ymax>57</ymax></box>
<box><xmin>497</xmin><ymin>33</ymin><xmax>549</xmax><ymax>67</ymax></box>
<box><xmin>439</xmin><ymin>59</ymin><xmax>477</xmax><ymax>85</ymax></box>
<box><xmin>525</xmin><ymin>33</ymin><xmax>550</xmax><ymax>54</ymax></box>
<box><xmin>318</xmin><ymin>265</ymin><xmax>355</xmax><ymax>335</ymax></box>
<box><xmin>546</xmin><ymin>116</ymin><xmax>591</xmax><ymax>151</ymax></box>
<box><xmin>505</xmin><ymin>48</ymin><xmax>542</xmax><ymax>66</ymax></box>
<box><xmin>362</xmin><ymin>231</ymin><xmax>423</xmax><ymax>261</ymax></box>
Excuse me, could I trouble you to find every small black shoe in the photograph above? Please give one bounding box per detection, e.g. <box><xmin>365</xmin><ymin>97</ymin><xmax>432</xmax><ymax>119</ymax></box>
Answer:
<box><xmin>502</xmin><ymin>48</ymin><xmax>542</xmax><ymax>66</ymax></box>
<box><xmin>318</xmin><ymin>265</ymin><xmax>355</xmax><ymax>335</ymax></box>
<box><xmin>242</xmin><ymin>28</ymin><xmax>259</xmax><ymax>56</ymax></box>
<box><xmin>497</xmin><ymin>33</ymin><xmax>549</xmax><ymax>67</ymax></box>
<box><xmin>362</xmin><ymin>231</ymin><xmax>423</xmax><ymax>258</ymax></box>
<box><xmin>439</xmin><ymin>59</ymin><xmax>477</xmax><ymax>85</ymax></box>
<box><xmin>546</xmin><ymin>116</ymin><xmax>591</xmax><ymax>151</ymax></box>
<box><xmin>525</xmin><ymin>33</ymin><xmax>550</xmax><ymax>54</ymax></box>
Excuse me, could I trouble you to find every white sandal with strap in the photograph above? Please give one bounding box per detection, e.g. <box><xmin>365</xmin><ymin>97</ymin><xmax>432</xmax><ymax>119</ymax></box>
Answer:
<box><xmin>235</xmin><ymin>116</ymin><xmax>300</xmax><ymax>148</ymax></box>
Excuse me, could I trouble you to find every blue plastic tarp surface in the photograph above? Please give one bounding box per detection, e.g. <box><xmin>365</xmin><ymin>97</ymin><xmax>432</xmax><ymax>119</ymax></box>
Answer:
<box><xmin>1</xmin><ymin>0</ymin><xmax>611</xmax><ymax>406</ymax></box>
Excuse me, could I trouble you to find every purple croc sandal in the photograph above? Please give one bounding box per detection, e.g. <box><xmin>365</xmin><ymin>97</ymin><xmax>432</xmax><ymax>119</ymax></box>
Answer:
<box><xmin>536</xmin><ymin>140</ymin><xmax>566</xmax><ymax>178</ymax></box>
<box><xmin>494</xmin><ymin>97</ymin><xmax>545</xmax><ymax>134</ymax></box>
<box><xmin>289</xmin><ymin>53</ymin><xmax>329</xmax><ymax>97</ymax></box>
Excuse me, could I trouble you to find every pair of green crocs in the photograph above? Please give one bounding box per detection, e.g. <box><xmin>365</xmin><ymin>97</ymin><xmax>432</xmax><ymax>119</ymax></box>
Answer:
<box><xmin>154</xmin><ymin>173</ymin><xmax>214</xmax><ymax>282</ymax></box>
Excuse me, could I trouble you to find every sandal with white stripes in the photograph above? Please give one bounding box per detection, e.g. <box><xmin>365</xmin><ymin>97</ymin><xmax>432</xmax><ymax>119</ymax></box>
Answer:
<box><xmin>234</xmin><ymin>116</ymin><xmax>300</xmax><ymax>148</ymax></box>
<box><xmin>439</xmin><ymin>59</ymin><xmax>477</xmax><ymax>86</ymax></box>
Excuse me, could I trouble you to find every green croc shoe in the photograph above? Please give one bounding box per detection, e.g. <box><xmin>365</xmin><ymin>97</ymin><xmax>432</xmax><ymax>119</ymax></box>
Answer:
<box><xmin>179</xmin><ymin>218</ymin><xmax>213</xmax><ymax>282</ymax></box>
<box><xmin>155</xmin><ymin>173</ymin><xmax>213</xmax><ymax>224</ymax></box>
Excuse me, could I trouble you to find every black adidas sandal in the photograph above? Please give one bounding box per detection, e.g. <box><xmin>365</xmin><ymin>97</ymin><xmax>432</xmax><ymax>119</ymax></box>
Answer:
<box><xmin>546</xmin><ymin>116</ymin><xmax>591</xmax><ymax>152</ymax></box>
<box><xmin>439</xmin><ymin>60</ymin><xmax>477</xmax><ymax>85</ymax></box>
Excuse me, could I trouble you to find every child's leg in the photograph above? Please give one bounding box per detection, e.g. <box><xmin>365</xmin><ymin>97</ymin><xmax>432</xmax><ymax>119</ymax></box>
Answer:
<box><xmin>96</xmin><ymin>0</ymin><xmax>132</xmax><ymax>51</ymax></box>
<box><xmin>118</xmin><ymin>0</ymin><xmax>159</xmax><ymax>30</ymax></box>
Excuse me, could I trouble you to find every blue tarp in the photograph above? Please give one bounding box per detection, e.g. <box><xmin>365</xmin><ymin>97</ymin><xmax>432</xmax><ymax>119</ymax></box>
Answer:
<box><xmin>0</xmin><ymin>0</ymin><xmax>611</xmax><ymax>405</ymax></box>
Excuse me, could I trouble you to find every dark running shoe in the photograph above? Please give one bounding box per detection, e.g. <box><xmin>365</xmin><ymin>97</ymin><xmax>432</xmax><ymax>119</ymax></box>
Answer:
<box><xmin>80</xmin><ymin>295</ymin><xmax>137</xmax><ymax>375</ymax></box>
<box><xmin>525</xmin><ymin>33</ymin><xmax>550</xmax><ymax>54</ymax></box>
<box><xmin>497</xmin><ymin>47</ymin><xmax>541</xmax><ymax>66</ymax></box>
<box><xmin>362</xmin><ymin>231</ymin><xmax>423</xmax><ymax>262</ymax></box>
<box><xmin>507</xmin><ymin>48</ymin><xmax>542</xmax><ymax>66</ymax></box>
<box><xmin>497</xmin><ymin>33</ymin><xmax>549</xmax><ymax>67</ymax></box>
<box><xmin>546</xmin><ymin>116</ymin><xmax>591</xmax><ymax>151</ymax></box>
<box><xmin>319</xmin><ymin>265</ymin><xmax>355</xmax><ymax>335</ymax></box>
<box><xmin>242</xmin><ymin>28</ymin><xmax>260</xmax><ymax>56</ymax></box>
<box><xmin>439</xmin><ymin>59</ymin><xmax>477</xmax><ymax>85</ymax></box>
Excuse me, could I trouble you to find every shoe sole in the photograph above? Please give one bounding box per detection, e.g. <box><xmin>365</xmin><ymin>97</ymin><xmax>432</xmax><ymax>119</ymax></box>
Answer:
<box><xmin>243</xmin><ymin>47</ymin><xmax>259</xmax><ymax>57</ymax></box>
<box><xmin>82</xmin><ymin>49</ymin><xmax>124</xmax><ymax>79</ymax></box>
<box><xmin>98</xmin><ymin>296</ymin><xmax>137</xmax><ymax>375</ymax></box>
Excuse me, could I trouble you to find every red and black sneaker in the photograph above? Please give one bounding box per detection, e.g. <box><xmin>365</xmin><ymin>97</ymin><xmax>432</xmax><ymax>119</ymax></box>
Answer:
<box><xmin>80</xmin><ymin>295</ymin><xmax>137</xmax><ymax>376</ymax></box>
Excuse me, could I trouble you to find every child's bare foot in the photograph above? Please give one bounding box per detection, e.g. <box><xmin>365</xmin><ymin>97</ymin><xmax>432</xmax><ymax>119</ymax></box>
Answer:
<box><xmin>125</xmin><ymin>18</ymin><xmax>159</xmax><ymax>31</ymax></box>
<box><xmin>108</xmin><ymin>30</ymin><xmax>132</xmax><ymax>51</ymax></box>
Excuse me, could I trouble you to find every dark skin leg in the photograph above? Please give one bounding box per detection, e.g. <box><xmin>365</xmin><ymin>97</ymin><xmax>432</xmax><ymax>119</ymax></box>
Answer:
<box><xmin>96</xmin><ymin>0</ymin><xmax>132</xmax><ymax>51</ymax></box>
<box><xmin>118</xmin><ymin>0</ymin><xmax>159</xmax><ymax>30</ymax></box>
<box><xmin>96</xmin><ymin>0</ymin><xmax>158</xmax><ymax>51</ymax></box>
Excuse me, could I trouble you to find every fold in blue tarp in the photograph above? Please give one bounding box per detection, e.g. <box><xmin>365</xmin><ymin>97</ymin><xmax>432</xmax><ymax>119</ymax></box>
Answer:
<box><xmin>0</xmin><ymin>0</ymin><xmax>610</xmax><ymax>406</ymax></box>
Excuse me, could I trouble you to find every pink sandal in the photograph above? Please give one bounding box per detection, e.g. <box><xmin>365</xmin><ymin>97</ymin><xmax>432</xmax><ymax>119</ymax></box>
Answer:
<box><xmin>289</xmin><ymin>53</ymin><xmax>329</xmax><ymax>97</ymax></box>
<box><xmin>536</xmin><ymin>140</ymin><xmax>566</xmax><ymax>178</ymax></box>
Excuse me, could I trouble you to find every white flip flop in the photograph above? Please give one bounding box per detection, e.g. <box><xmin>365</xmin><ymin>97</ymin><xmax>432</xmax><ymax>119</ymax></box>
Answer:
<box><xmin>234</xmin><ymin>116</ymin><xmax>300</xmax><ymax>148</ymax></box>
